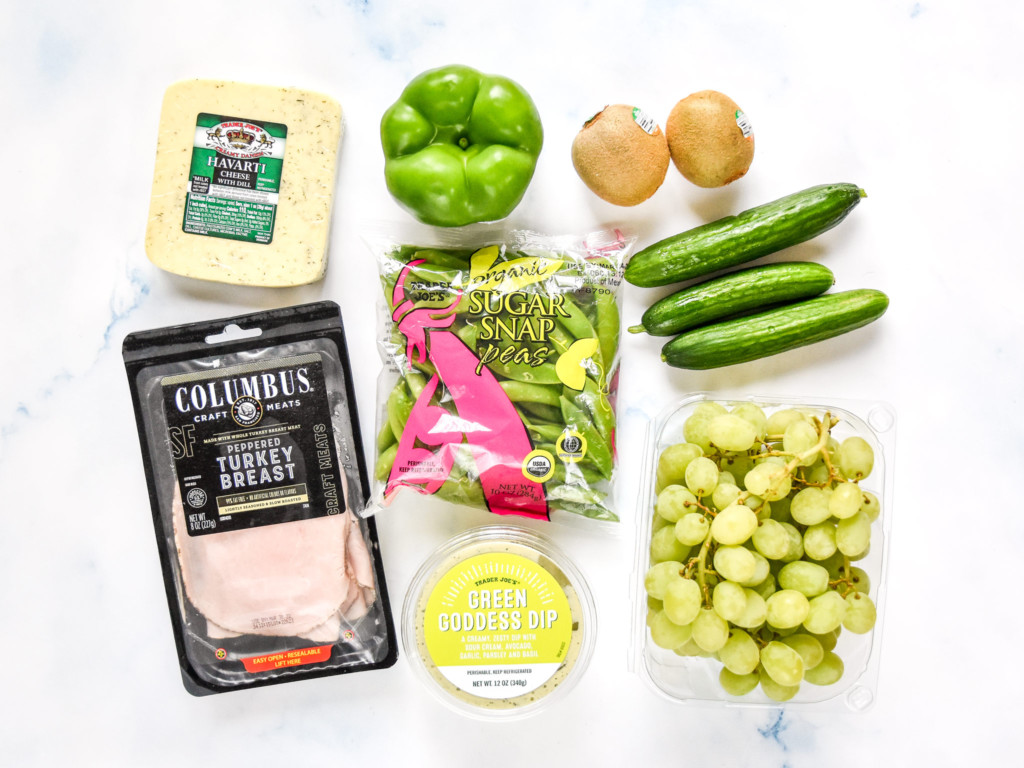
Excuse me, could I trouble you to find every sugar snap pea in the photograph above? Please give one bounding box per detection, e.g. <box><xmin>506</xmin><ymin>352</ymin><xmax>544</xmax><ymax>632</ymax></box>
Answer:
<box><xmin>559</xmin><ymin>396</ymin><xmax>613</xmax><ymax>479</ymax></box>
<box><xmin>500</xmin><ymin>380</ymin><xmax>562</xmax><ymax>407</ymax></box>
<box><xmin>376</xmin><ymin>419</ymin><xmax>396</xmax><ymax>452</ymax></box>
<box><xmin>555</xmin><ymin>294</ymin><xmax>596</xmax><ymax>341</ymax></box>
<box><xmin>566</xmin><ymin>378</ymin><xmax>615</xmax><ymax>441</ymax></box>
<box><xmin>594</xmin><ymin>287</ymin><xmax>620</xmax><ymax>368</ymax></box>
<box><xmin>386</xmin><ymin>380</ymin><xmax>414</xmax><ymax>441</ymax></box>
<box><xmin>520</xmin><ymin>401</ymin><xmax>563</xmax><ymax>423</ymax></box>
<box><xmin>375</xmin><ymin>442</ymin><xmax>399</xmax><ymax>482</ymax></box>
<box><xmin>486</xmin><ymin>358</ymin><xmax>562</xmax><ymax>384</ymax></box>
<box><xmin>526</xmin><ymin>423</ymin><xmax>567</xmax><ymax>444</ymax></box>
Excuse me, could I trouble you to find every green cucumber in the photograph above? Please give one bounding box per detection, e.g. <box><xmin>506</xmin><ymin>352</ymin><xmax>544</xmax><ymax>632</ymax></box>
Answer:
<box><xmin>661</xmin><ymin>289</ymin><xmax>889</xmax><ymax>369</ymax></box>
<box><xmin>625</xmin><ymin>184</ymin><xmax>866</xmax><ymax>287</ymax></box>
<box><xmin>630</xmin><ymin>262</ymin><xmax>835</xmax><ymax>337</ymax></box>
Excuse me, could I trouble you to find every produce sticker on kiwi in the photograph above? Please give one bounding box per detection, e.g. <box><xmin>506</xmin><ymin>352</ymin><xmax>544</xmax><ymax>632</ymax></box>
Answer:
<box><xmin>422</xmin><ymin>552</ymin><xmax>573</xmax><ymax>698</ymax></box>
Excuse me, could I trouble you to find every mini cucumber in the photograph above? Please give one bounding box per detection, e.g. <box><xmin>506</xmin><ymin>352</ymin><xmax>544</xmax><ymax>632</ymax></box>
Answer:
<box><xmin>630</xmin><ymin>262</ymin><xmax>835</xmax><ymax>337</ymax></box>
<box><xmin>661</xmin><ymin>289</ymin><xmax>889</xmax><ymax>369</ymax></box>
<box><xmin>625</xmin><ymin>184</ymin><xmax>866</xmax><ymax>287</ymax></box>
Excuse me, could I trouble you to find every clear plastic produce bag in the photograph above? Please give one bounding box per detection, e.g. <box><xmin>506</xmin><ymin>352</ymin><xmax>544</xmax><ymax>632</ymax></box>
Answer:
<box><xmin>364</xmin><ymin>226</ymin><xmax>634</xmax><ymax>527</ymax></box>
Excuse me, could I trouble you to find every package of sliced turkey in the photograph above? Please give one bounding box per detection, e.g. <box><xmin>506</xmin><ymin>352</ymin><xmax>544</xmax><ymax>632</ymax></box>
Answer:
<box><xmin>123</xmin><ymin>301</ymin><xmax>397</xmax><ymax>695</ymax></box>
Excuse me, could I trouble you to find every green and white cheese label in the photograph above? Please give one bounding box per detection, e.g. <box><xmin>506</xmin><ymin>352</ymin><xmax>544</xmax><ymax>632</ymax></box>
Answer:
<box><xmin>183</xmin><ymin>113</ymin><xmax>287</xmax><ymax>244</ymax></box>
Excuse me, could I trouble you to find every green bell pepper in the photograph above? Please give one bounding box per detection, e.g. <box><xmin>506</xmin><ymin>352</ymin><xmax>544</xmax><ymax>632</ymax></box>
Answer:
<box><xmin>380</xmin><ymin>64</ymin><xmax>544</xmax><ymax>227</ymax></box>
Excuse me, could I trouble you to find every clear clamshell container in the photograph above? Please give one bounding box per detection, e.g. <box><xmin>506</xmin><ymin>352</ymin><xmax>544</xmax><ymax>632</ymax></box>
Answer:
<box><xmin>403</xmin><ymin>525</ymin><xmax>596</xmax><ymax>720</ymax></box>
<box><xmin>629</xmin><ymin>393</ymin><xmax>895</xmax><ymax>712</ymax></box>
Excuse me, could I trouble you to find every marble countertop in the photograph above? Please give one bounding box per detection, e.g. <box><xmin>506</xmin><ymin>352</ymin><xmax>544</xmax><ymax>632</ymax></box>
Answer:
<box><xmin>3</xmin><ymin>0</ymin><xmax>1020</xmax><ymax>765</ymax></box>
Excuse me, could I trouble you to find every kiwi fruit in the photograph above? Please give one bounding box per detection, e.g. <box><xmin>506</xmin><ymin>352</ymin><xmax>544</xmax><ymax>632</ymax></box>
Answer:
<box><xmin>666</xmin><ymin>90</ymin><xmax>754</xmax><ymax>188</ymax></box>
<box><xmin>572</xmin><ymin>104</ymin><xmax>670</xmax><ymax>206</ymax></box>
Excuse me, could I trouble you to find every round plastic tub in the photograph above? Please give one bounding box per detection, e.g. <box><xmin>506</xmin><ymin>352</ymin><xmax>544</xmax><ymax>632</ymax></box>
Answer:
<box><xmin>403</xmin><ymin>525</ymin><xmax>596</xmax><ymax>720</ymax></box>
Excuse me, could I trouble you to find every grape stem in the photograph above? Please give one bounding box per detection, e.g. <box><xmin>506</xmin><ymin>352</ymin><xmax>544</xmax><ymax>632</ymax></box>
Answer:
<box><xmin>691</xmin><ymin>534</ymin><xmax>715</xmax><ymax>607</ymax></box>
<box><xmin>740</xmin><ymin>414</ymin><xmax>839</xmax><ymax>503</ymax></box>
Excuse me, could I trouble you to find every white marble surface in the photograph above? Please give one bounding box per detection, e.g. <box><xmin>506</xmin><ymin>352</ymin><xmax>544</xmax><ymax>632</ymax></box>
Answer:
<box><xmin>2</xmin><ymin>0</ymin><xmax>1021</xmax><ymax>764</ymax></box>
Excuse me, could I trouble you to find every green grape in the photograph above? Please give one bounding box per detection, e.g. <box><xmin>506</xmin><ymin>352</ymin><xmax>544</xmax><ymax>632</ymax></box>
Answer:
<box><xmin>819</xmin><ymin>550</ymin><xmax>847</xmax><ymax>578</ymax></box>
<box><xmin>860</xmin><ymin>490</ymin><xmax>881</xmax><ymax>522</ymax></box>
<box><xmin>717</xmin><ymin>470</ymin><xmax>737</xmax><ymax>486</ymax></box>
<box><xmin>742</xmin><ymin>551</ymin><xmax>771</xmax><ymax>588</ymax></box>
<box><xmin>646</xmin><ymin>595</ymin><xmax>663</xmax><ymax>611</ymax></box>
<box><xmin>708</xmin><ymin>413</ymin><xmax>758</xmax><ymax>452</ymax></box>
<box><xmin>734</xmin><ymin>589</ymin><xmax>767</xmax><ymax>629</ymax></box>
<box><xmin>780</xmin><ymin>633</ymin><xmax>825</xmax><ymax>670</ymax></box>
<box><xmin>778</xmin><ymin>561</ymin><xmax>830</xmax><ymax>597</ymax></box>
<box><xmin>718</xmin><ymin>629</ymin><xmax>760</xmax><ymax>675</ymax></box>
<box><xmin>780</xmin><ymin>522</ymin><xmax>805</xmax><ymax>563</ymax></box>
<box><xmin>848</xmin><ymin>543</ymin><xmax>871</xmax><ymax>562</ymax></box>
<box><xmin>765</xmin><ymin>408</ymin><xmax>808</xmax><ymax>438</ymax></box>
<box><xmin>811</xmin><ymin>629</ymin><xmax>839</xmax><ymax>653</ymax></box>
<box><xmin>752</xmin><ymin>519</ymin><xmax>790</xmax><ymax>559</ymax></box>
<box><xmin>685</xmin><ymin>456</ymin><xmax>719</xmax><ymax>497</ymax></box>
<box><xmin>842</xmin><ymin>592</ymin><xmax>877</xmax><ymax>634</ymax></box>
<box><xmin>803</xmin><ymin>522</ymin><xmax>838</xmax><ymax>560</ymax></box>
<box><xmin>645</xmin><ymin>607</ymin><xmax>660</xmax><ymax>628</ymax></box>
<box><xmin>691</xmin><ymin>607</ymin><xmax>730</xmax><ymax>652</ymax></box>
<box><xmin>760</xmin><ymin>641</ymin><xmax>805</xmax><ymax>687</ymax></box>
<box><xmin>719</xmin><ymin>667</ymin><xmax>760</xmax><ymax>696</ymax></box>
<box><xmin>783</xmin><ymin>419</ymin><xmax>820</xmax><ymax>466</ymax></box>
<box><xmin>651</xmin><ymin>512</ymin><xmax>672</xmax><ymax>533</ymax></box>
<box><xmin>711</xmin><ymin>482</ymin><xmax>741</xmax><ymax>511</ymax></box>
<box><xmin>655</xmin><ymin>484</ymin><xmax>699</xmax><ymax>523</ymax></box>
<box><xmin>648</xmin><ymin>610</ymin><xmax>692</xmax><ymax>650</ymax></box>
<box><xmin>731</xmin><ymin>402</ymin><xmax>768</xmax><ymax>440</ymax></box>
<box><xmin>836</xmin><ymin>510</ymin><xmax>871</xmax><ymax>557</ymax></box>
<box><xmin>674</xmin><ymin>638</ymin><xmax>715</xmax><ymax>657</ymax></box>
<box><xmin>758</xmin><ymin>667</ymin><xmax>801</xmax><ymax>702</ymax></box>
<box><xmin>719</xmin><ymin>453</ymin><xmax>755</xmax><ymax>482</ymax></box>
<box><xmin>650</xmin><ymin>525</ymin><xmax>691</xmax><ymax>563</ymax></box>
<box><xmin>644</xmin><ymin>561</ymin><xmax>684</xmax><ymax>600</ymax></box>
<box><xmin>711</xmin><ymin>503</ymin><xmax>758</xmax><ymax>545</ymax></box>
<box><xmin>663</xmin><ymin>577</ymin><xmax>703</xmax><ymax>626</ymax></box>
<box><xmin>840</xmin><ymin>565</ymin><xmax>871</xmax><ymax>594</ymax></box>
<box><xmin>675</xmin><ymin>512</ymin><xmax>711</xmax><ymax>546</ymax></box>
<box><xmin>838</xmin><ymin>436</ymin><xmax>874</xmax><ymax>480</ymax></box>
<box><xmin>829</xmin><ymin>482</ymin><xmax>863</xmax><ymax>519</ymax></box>
<box><xmin>802</xmin><ymin>460</ymin><xmax>832</xmax><ymax>486</ymax></box>
<box><xmin>802</xmin><ymin>590</ymin><xmax>848</xmax><ymax>634</ymax></box>
<box><xmin>767</xmin><ymin>494</ymin><xmax>792</xmax><ymax>523</ymax></box>
<box><xmin>656</xmin><ymin>442</ymin><xmax>703</xmax><ymax>492</ymax></box>
<box><xmin>751</xmin><ymin>574</ymin><xmax>777</xmax><ymax>600</ymax></box>
<box><xmin>743</xmin><ymin>462</ymin><xmax>792</xmax><ymax>501</ymax></box>
<box><xmin>803</xmin><ymin>651</ymin><xmax>844</xmax><ymax>686</ymax></box>
<box><xmin>712</xmin><ymin>580</ymin><xmax>747</xmax><ymax>622</ymax></box>
<box><xmin>683</xmin><ymin>402</ymin><xmax>727</xmax><ymax>451</ymax></box>
<box><xmin>790</xmin><ymin>487</ymin><xmax>831</xmax><ymax>526</ymax></box>
<box><xmin>765</xmin><ymin>589</ymin><xmax>811</xmax><ymax>629</ymax></box>
<box><xmin>713</xmin><ymin>545</ymin><xmax>757</xmax><ymax>583</ymax></box>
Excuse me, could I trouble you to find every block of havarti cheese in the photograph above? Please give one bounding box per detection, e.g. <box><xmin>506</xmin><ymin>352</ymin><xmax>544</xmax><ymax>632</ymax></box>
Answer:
<box><xmin>145</xmin><ymin>79</ymin><xmax>343</xmax><ymax>287</ymax></box>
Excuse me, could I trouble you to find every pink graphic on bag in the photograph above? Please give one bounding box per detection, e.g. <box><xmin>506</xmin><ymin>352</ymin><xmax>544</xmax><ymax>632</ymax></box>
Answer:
<box><xmin>385</xmin><ymin>260</ymin><xmax>548</xmax><ymax>519</ymax></box>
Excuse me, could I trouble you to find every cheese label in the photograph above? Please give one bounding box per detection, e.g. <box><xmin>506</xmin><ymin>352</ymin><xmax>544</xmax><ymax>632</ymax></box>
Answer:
<box><xmin>182</xmin><ymin>113</ymin><xmax>288</xmax><ymax>244</ymax></box>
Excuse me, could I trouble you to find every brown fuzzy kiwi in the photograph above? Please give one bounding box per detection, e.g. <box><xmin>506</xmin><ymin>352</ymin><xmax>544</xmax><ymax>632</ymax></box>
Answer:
<box><xmin>572</xmin><ymin>104</ymin><xmax>670</xmax><ymax>206</ymax></box>
<box><xmin>666</xmin><ymin>90</ymin><xmax>755</xmax><ymax>188</ymax></box>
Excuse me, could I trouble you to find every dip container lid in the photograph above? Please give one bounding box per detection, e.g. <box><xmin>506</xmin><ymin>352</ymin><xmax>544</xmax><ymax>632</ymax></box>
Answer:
<box><xmin>402</xmin><ymin>525</ymin><xmax>596</xmax><ymax>720</ymax></box>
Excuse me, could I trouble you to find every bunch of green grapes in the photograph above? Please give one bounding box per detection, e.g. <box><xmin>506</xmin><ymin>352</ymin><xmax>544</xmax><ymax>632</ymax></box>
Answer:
<box><xmin>644</xmin><ymin>400</ymin><xmax>881</xmax><ymax>702</ymax></box>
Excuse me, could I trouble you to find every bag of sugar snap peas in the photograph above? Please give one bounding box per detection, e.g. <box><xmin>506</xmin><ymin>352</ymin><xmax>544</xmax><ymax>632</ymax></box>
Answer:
<box><xmin>363</xmin><ymin>226</ymin><xmax>635</xmax><ymax>526</ymax></box>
